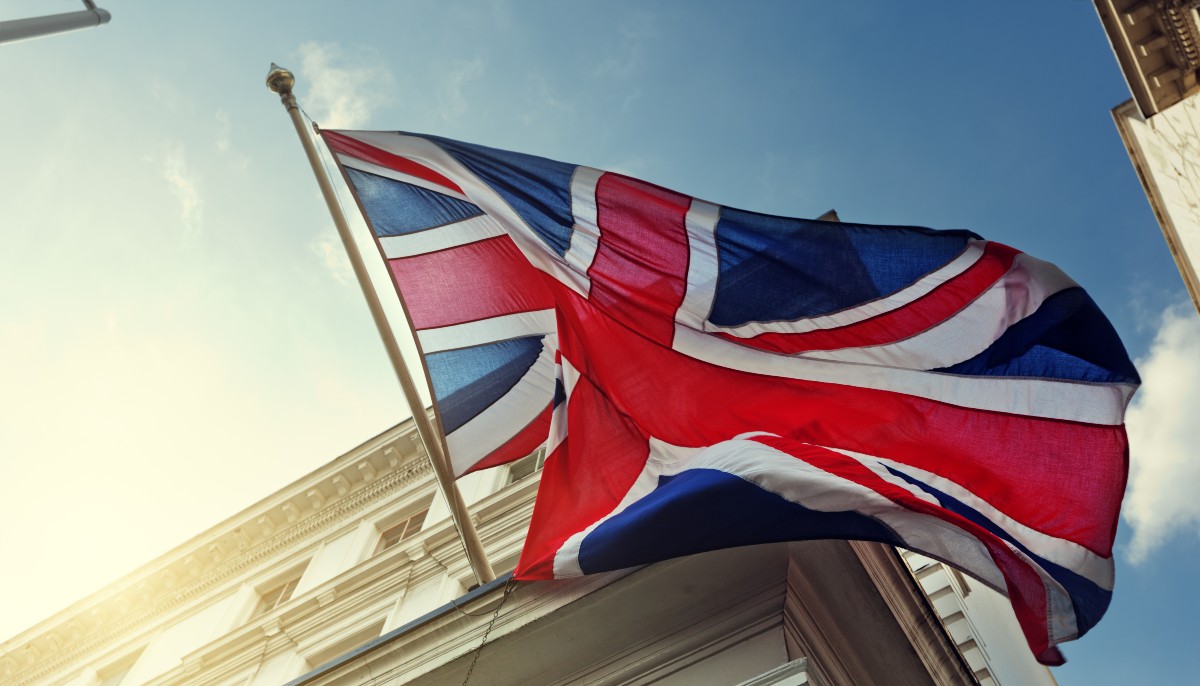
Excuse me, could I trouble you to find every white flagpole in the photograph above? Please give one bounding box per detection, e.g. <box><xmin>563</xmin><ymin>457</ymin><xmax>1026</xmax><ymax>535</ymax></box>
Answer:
<box><xmin>266</xmin><ymin>64</ymin><xmax>496</xmax><ymax>586</ymax></box>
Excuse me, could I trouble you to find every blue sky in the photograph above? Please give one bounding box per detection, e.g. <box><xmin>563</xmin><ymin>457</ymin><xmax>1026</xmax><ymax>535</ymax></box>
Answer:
<box><xmin>1</xmin><ymin>2</ymin><xmax>1197</xmax><ymax>683</ymax></box>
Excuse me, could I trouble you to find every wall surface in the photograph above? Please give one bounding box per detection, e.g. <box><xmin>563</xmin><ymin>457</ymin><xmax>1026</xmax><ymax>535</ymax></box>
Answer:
<box><xmin>1115</xmin><ymin>98</ymin><xmax>1200</xmax><ymax>312</ymax></box>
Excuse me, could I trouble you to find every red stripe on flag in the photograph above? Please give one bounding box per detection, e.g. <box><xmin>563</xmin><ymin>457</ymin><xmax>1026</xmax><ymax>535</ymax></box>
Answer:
<box><xmin>460</xmin><ymin>402</ymin><xmax>554</xmax><ymax>476</ymax></box>
<box><xmin>722</xmin><ymin>242</ymin><xmax>1021</xmax><ymax>353</ymax></box>
<box><xmin>588</xmin><ymin>173</ymin><xmax>692</xmax><ymax>346</ymax></box>
<box><xmin>551</xmin><ymin>282</ymin><xmax>1126</xmax><ymax>557</ymax></box>
<box><xmin>323</xmin><ymin>131</ymin><xmax>465</xmax><ymax>195</ymax></box>
<box><xmin>515</xmin><ymin>372</ymin><xmax>651</xmax><ymax>580</ymax></box>
<box><xmin>389</xmin><ymin>236</ymin><xmax>554</xmax><ymax>330</ymax></box>
<box><xmin>749</xmin><ymin>433</ymin><xmax>1057</xmax><ymax>663</ymax></box>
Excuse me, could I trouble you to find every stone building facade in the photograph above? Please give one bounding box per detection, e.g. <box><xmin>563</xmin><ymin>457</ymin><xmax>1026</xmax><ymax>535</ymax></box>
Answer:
<box><xmin>1096</xmin><ymin>0</ymin><xmax>1200</xmax><ymax>312</ymax></box>
<box><xmin>2</xmin><ymin>418</ymin><xmax>1053</xmax><ymax>685</ymax></box>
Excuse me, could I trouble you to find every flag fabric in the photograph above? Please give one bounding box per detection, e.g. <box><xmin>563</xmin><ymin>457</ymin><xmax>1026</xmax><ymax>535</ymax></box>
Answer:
<box><xmin>323</xmin><ymin>129</ymin><xmax>1139</xmax><ymax>665</ymax></box>
<box><xmin>324</xmin><ymin>131</ymin><xmax>561</xmax><ymax>477</ymax></box>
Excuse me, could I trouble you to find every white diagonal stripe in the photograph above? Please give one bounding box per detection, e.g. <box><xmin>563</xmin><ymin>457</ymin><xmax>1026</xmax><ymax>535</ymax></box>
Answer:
<box><xmin>801</xmin><ymin>252</ymin><xmax>1076</xmax><ymax>367</ymax></box>
<box><xmin>336</xmin><ymin>152</ymin><xmax>473</xmax><ymax>203</ymax></box>
<box><xmin>672</xmin><ymin>322</ymin><xmax>1133</xmax><ymax>425</ymax></box>
<box><xmin>333</xmin><ymin>131</ymin><xmax>588</xmax><ymax>297</ymax></box>
<box><xmin>565</xmin><ymin>166</ymin><xmax>603</xmax><ymax>295</ymax></box>
<box><xmin>551</xmin><ymin>434</ymin><xmax>1079</xmax><ymax>641</ymax></box>
<box><xmin>378</xmin><ymin>214</ymin><xmax>506</xmax><ymax>259</ymax></box>
<box><xmin>676</xmin><ymin>199</ymin><xmax>722</xmax><ymax>330</ymax></box>
<box><xmin>444</xmin><ymin>336</ymin><xmax>558</xmax><ymax>476</ymax></box>
<box><xmin>827</xmin><ymin>447</ymin><xmax>1114</xmax><ymax>590</ymax></box>
<box><xmin>416</xmin><ymin>309</ymin><xmax>556</xmax><ymax>353</ymax></box>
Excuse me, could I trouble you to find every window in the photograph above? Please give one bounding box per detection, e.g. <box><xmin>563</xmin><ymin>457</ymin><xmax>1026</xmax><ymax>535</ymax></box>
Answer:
<box><xmin>251</xmin><ymin>570</ymin><xmax>304</xmax><ymax>618</ymax></box>
<box><xmin>505</xmin><ymin>448</ymin><xmax>547</xmax><ymax>485</ymax></box>
<box><xmin>374</xmin><ymin>507</ymin><xmax>429</xmax><ymax>554</ymax></box>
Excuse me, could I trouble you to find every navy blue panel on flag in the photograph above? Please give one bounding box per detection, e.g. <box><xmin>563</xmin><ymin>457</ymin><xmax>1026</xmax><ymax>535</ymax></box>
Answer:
<box><xmin>577</xmin><ymin>468</ymin><xmax>902</xmax><ymax>573</ymax></box>
<box><xmin>841</xmin><ymin>222</ymin><xmax>980</xmax><ymax>296</ymax></box>
<box><xmin>345</xmin><ymin>168</ymin><xmax>482</xmax><ymax>236</ymax></box>
<box><xmin>421</xmin><ymin>134</ymin><xmax>576</xmax><ymax>256</ymax></box>
<box><xmin>426</xmin><ymin>336</ymin><xmax>547</xmax><ymax>433</ymax></box>
<box><xmin>934</xmin><ymin>289</ymin><xmax>1140</xmax><ymax>384</ymax></box>
<box><xmin>710</xmin><ymin>209</ymin><xmax>977</xmax><ymax>326</ymax></box>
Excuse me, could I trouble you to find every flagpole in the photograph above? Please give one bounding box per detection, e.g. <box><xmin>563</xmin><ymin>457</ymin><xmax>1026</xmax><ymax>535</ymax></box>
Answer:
<box><xmin>266</xmin><ymin>64</ymin><xmax>496</xmax><ymax>586</ymax></box>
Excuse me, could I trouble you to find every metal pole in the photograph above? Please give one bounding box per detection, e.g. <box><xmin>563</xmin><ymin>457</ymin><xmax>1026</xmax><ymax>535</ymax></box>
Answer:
<box><xmin>266</xmin><ymin>63</ymin><xmax>496</xmax><ymax>586</ymax></box>
<box><xmin>0</xmin><ymin>2</ymin><xmax>111</xmax><ymax>46</ymax></box>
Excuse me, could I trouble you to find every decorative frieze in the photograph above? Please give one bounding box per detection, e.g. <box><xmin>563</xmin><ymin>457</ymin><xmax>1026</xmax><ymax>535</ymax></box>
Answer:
<box><xmin>1161</xmin><ymin>1</ymin><xmax>1200</xmax><ymax>70</ymax></box>
<box><xmin>3</xmin><ymin>429</ymin><xmax>434</xmax><ymax>686</ymax></box>
<box><xmin>1097</xmin><ymin>0</ymin><xmax>1200</xmax><ymax>114</ymax></box>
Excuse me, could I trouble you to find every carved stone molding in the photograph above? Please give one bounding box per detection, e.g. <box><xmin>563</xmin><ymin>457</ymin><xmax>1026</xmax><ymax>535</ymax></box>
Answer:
<box><xmin>4</xmin><ymin>446</ymin><xmax>434</xmax><ymax>686</ymax></box>
<box><xmin>1161</xmin><ymin>1</ymin><xmax>1200</xmax><ymax>70</ymax></box>
<box><xmin>782</xmin><ymin>540</ymin><xmax>978</xmax><ymax>686</ymax></box>
<box><xmin>1096</xmin><ymin>0</ymin><xmax>1200</xmax><ymax>114</ymax></box>
<box><xmin>848</xmin><ymin>541</ymin><xmax>979</xmax><ymax>686</ymax></box>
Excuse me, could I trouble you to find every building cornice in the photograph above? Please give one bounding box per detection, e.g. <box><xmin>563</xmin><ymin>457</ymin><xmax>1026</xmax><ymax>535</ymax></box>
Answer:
<box><xmin>849</xmin><ymin>541</ymin><xmax>980</xmax><ymax>685</ymax></box>
<box><xmin>1</xmin><ymin>422</ymin><xmax>436</xmax><ymax>686</ymax></box>
<box><xmin>292</xmin><ymin>542</ymin><xmax>974</xmax><ymax>686</ymax></box>
<box><xmin>1095</xmin><ymin>0</ymin><xmax>1200</xmax><ymax>115</ymax></box>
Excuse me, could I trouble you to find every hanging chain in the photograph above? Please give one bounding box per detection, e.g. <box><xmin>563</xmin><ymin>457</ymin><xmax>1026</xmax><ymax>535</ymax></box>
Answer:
<box><xmin>460</xmin><ymin>578</ymin><xmax>517</xmax><ymax>686</ymax></box>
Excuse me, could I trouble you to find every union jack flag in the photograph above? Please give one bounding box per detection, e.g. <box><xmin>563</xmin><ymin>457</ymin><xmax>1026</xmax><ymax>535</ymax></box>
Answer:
<box><xmin>323</xmin><ymin>130</ymin><xmax>1138</xmax><ymax>665</ymax></box>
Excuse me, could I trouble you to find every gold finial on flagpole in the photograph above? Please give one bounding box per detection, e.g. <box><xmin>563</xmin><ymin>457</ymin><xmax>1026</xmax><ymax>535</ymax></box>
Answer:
<box><xmin>266</xmin><ymin>63</ymin><xmax>294</xmax><ymax>94</ymax></box>
<box><xmin>266</xmin><ymin>63</ymin><xmax>297</xmax><ymax>110</ymax></box>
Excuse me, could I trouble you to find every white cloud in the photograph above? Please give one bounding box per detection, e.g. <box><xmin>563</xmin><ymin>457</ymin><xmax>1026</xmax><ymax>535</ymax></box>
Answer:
<box><xmin>298</xmin><ymin>42</ymin><xmax>392</xmax><ymax>129</ymax></box>
<box><xmin>438</xmin><ymin>58</ymin><xmax>484</xmax><ymax>121</ymax></box>
<box><xmin>1123</xmin><ymin>302</ymin><xmax>1200</xmax><ymax>563</ymax></box>
<box><xmin>160</xmin><ymin>143</ymin><xmax>203</xmax><ymax>236</ymax></box>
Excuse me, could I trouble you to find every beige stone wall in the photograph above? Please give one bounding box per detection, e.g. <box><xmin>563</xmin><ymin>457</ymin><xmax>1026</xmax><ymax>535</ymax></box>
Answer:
<box><xmin>1114</xmin><ymin>98</ymin><xmax>1200</xmax><ymax>313</ymax></box>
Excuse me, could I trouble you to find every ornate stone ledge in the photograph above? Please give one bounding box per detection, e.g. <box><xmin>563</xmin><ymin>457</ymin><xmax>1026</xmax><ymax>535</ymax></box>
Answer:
<box><xmin>0</xmin><ymin>422</ymin><xmax>435</xmax><ymax>686</ymax></box>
